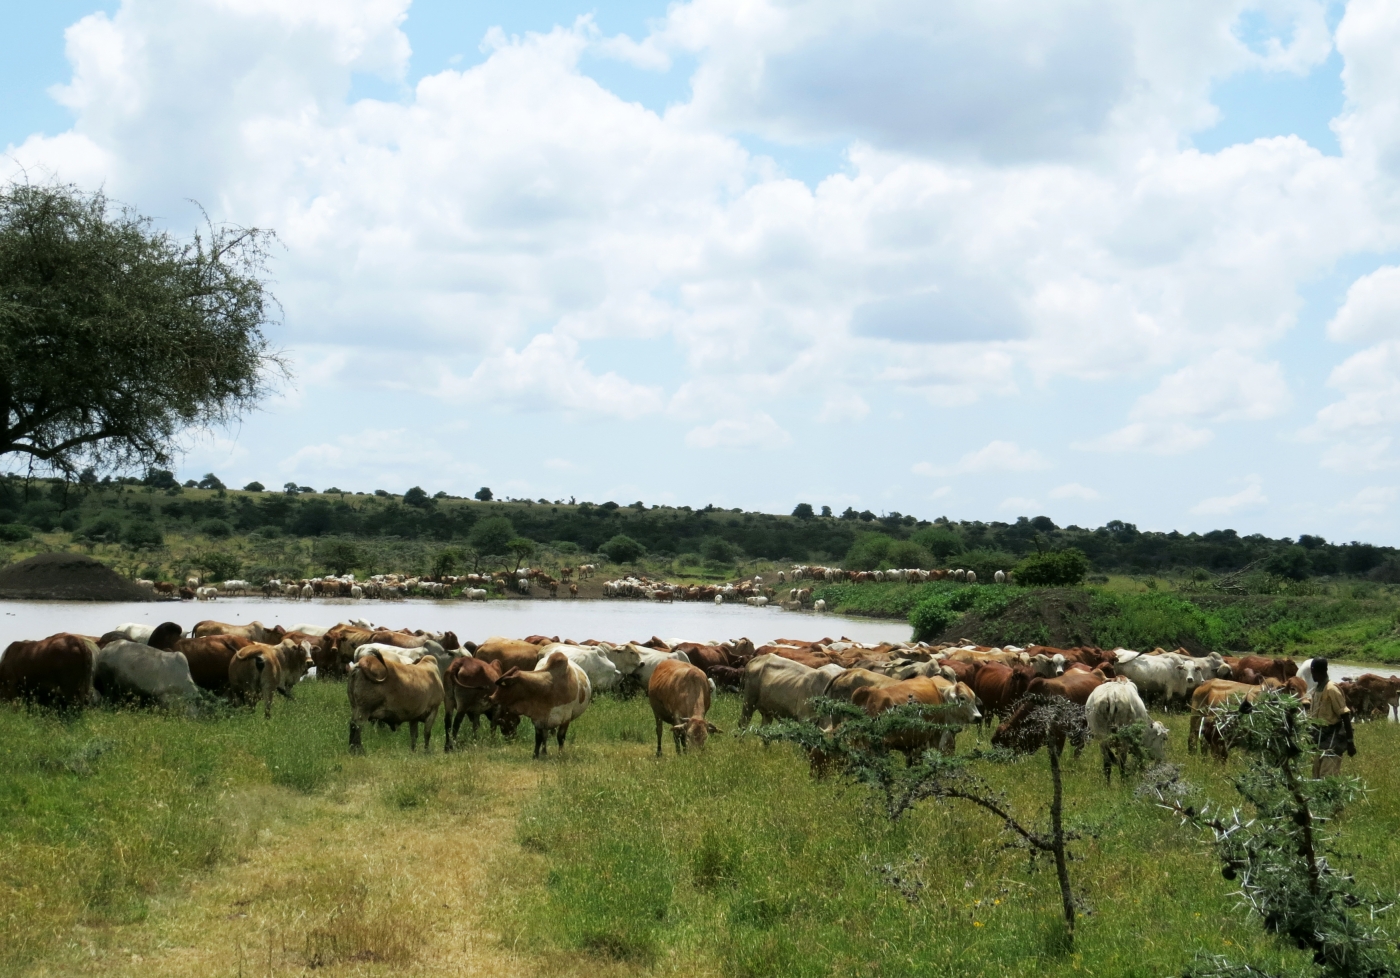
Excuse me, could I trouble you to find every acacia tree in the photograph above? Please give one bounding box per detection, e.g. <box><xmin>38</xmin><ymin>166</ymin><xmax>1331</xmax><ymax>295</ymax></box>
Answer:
<box><xmin>0</xmin><ymin>181</ymin><xmax>283</xmax><ymax>476</ymax></box>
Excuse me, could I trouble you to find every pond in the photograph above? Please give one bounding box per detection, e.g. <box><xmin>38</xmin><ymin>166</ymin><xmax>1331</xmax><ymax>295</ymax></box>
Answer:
<box><xmin>0</xmin><ymin>597</ymin><xmax>915</xmax><ymax>650</ymax></box>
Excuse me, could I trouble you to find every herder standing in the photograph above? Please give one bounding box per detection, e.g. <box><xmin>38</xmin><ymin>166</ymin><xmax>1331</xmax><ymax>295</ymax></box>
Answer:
<box><xmin>1305</xmin><ymin>657</ymin><xmax>1355</xmax><ymax>778</ymax></box>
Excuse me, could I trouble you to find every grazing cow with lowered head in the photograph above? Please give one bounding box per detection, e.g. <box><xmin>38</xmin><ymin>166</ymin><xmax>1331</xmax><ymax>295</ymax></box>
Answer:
<box><xmin>347</xmin><ymin>650</ymin><xmax>444</xmax><ymax>752</ymax></box>
<box><xmin>852</xmin><ymin>677</ymin><xmax>981</xmax><ymax>757</ymax></box>
<box><xmin>0</xmin><ymin>633</ymin><xmax>96</xmax><ymax>708</ymax></box>
<box><xmin>443</xmin><ymin>656</ymin><xmax>503</xmax><ymax>749</ymax></box>
<box><xmin>94</xmin><ymin>641</ymin><xmax>200</xmax><ymax>710</ymax></box>
<box><xmin>648</xmin><ymin>659</ymin><xmax>721</xmax><ymax>756</ymax></box>
<box><xmin>1187</xmin><ymin>679</ymin><xmax>1274</xmax><ymax>759</ymax></box>
<box><xmin>1026</xmin><ymin>669</ymin><xmax>1107</xmax><ymax>705</ymax></box>
<box><xmin>491</xmin><ymin>651</ymin><xmax>592</xmax><ymax>758</ymax></box>
<box><xmin>473</xmin><ymin>637</ymin><xmax>544</xmax><ymax>674</ymax></box>
<box><xmin>1085</xmin><ymin>681</ymin><xmax>1168</xmax><ymax>784</ymax></box>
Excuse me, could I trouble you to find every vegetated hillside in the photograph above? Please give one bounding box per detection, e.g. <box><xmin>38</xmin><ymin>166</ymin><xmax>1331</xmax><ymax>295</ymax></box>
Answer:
<box><xmin>814</xmin><ymin>580</ymin><xmax>1400</xmax><ymax>663</ymax></box>
<box><xmin>1</xmin><ymin>471</ymin><xmax>1398</xmax><ymax>585</ymax></box>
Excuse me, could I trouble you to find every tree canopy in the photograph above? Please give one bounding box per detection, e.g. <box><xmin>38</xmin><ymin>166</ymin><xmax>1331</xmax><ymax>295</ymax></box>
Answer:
<box><xmin>0</xmin><ymin>181</ymin><xmax>282</xmax><ymax>476</ymax></box>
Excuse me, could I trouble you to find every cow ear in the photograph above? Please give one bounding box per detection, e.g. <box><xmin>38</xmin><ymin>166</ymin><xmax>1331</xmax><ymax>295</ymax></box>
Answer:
<box><xmin>707</xmin><ymin>722</ymin><xmax>723</xmax><ymax>734</ymax></box>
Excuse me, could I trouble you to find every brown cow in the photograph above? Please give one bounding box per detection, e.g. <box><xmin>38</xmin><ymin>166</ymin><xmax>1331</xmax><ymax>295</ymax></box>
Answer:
<box><xmin>443</xmin><ymin>656</ymin><xmax>502</xmax><ymax>749</ymax></box>
<box><xmin>991</xmin><ymin>695</ymin><xmax>1087</xmax><ymax>754</ymax></box>
<box><xmin>348</xmin><ymin>650</ymin><xmax>445</xmax><ymax>752</ymax></box>
<box><xmin>0</xmin><ymin>633</ymin><xmax>96</xmax><ymax>708</ymax></box>
<box><xmin>1340</xmin><ymin>674</ymin><xmax>1400</xmax><ymax>721</ymax></box>
<box><xmin>473</xmin><ymin>637</ymin><xmax>544</xmax><ymax>674</ymax></box>
<box><xmin>971</xmin><ymin>662</ymin><xmax>1031</xmax><ymax>724</ymax></box>
<box><xmin>174</xmin><ymin>634</ymin><xmax>242</xmax><ymax>693</ymax></box>
<box><xmin>490</xmin><ymin>651</ymin><xmax>591</xmax><ymax>759</ymax></box>
<box><xmin>192</xmin><ymin>620</ymin><xmax>284</xmax><ymax>646</ymax></box>
<box><xmin>648</xmin><ymin>659</ymin><xmax>721</xmax><ymax>756</ymax></box>
<box><xmin>1026</xmin><ymin>669</ymin><xmax>1106</xmax><ymax>705</ymax></box>
<box><xmin>319</xmin><ymin>624</ymin><xmax>374</xmax><ymax>679</ymax></box>
<box><xmin>1224</xmin><ymin>655</ymin><xmax>1297</xmax><ymax>683</ymax></box>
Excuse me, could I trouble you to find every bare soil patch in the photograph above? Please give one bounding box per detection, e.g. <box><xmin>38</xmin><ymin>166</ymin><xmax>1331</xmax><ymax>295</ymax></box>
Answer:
<box><xmin>0</xmin><ymin>553</ymin><xmax>157</xmax><ymax>602</ymax></box>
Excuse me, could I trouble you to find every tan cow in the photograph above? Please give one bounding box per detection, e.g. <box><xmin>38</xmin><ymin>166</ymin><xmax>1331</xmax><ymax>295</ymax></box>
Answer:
<box><xmin>474</xmin><ymin>637</ymin><xmax>544</xmax><ymax>673</ymax></box>
<box><xmin>648</xmin><ymin>659</ymin><xmax>720</xmax><ymax>756</ymax></box>
<box><xmin>490</xmin><ymin>651</ymin><xmax>591</xmax><ymax>759</ymax></box>
<box><xmin>347</xmin><ymin>650</ymin><xmax>445</xmax><ymax>752</ymax></box>
<box><xmin>229</xmin><ymin>638</ymin><xmax>313</xmax><ymax>717</ymax></box>
<box><xmin>1188</xmin><ymin>679</ymin><xmax>1272</xmax><ymax>758</ymax></box>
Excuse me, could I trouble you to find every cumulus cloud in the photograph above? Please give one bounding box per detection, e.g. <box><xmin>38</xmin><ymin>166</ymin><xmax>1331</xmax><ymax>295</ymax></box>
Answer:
<box><xmin>5</xmin><ymin>0</ymin><xmax>1400</xmax><ymax>535</ymax></box>
<box><xmin>1190</xmin><ymin>479</ymin><xmax>1268</xmax><ymax>515</ymax></box>
<box><xmin>914</xmin><ymin>440</ymin><xmax>1050</xmax><ymax>477</ymax></box>
<box><xmin>1327</xmin><ymin>265</ymin><xmax>1400</xmax><ymax>343</ymax></box>
<box><xmin>465</xmin><ymin>333</ymin><xmax>664</xmax><ymax>417</ymax></box>
<box><xmin>685</xmin><ymin>413</ymin><xmax>792</xmax><ymax>449</ymax></box>
<box><xmin>1333</xmin><ymin>485</ymin><xmax>1398</xmax><ymax>516</ymax></box>
<box><xmin>1000</xmin><ymin>496</ymin><xmax>1042</xmax><ymax>512</ymax></box>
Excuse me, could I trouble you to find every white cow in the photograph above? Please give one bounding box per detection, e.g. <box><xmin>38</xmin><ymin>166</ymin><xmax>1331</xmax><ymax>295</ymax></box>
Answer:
<box><xmin>740</xmin><ymin>654</ymin><xmax>845</xmax><ymax>727</ymax></box>
<box><xmin>994</xmin><ymin>570</ymin><xmax>1006</xmax><ymax>583</ymax></box>
<box><xmin>1086</xmin><ymin>681</ymin><xmax>1169</xmax><ymax>783</ymax></box>
<box><xmin>93</xmin><ymin>641</ymin><xmax>200</xmax><ymax>711</ymax></box>
<box><xmin>1115</xmin><ymin>651</ymin><xmax>1205</xmax><ymax>708</ymax></box>
<box><xmin>814</xmin><ymin>599</ymin><xmax>827</xmax><ymax>612</ymax></box>
<box><xmin>464</xmin><ymin>588</ymin><xmax>488</xmax><ymax>601</ymax></box>
<box><xmin>540</xmin><ymin>643</ymin><xmax>622</xmax><ymax>693</ymax></box>
<box><xmin>112</xmin><ymin>622</ymin><xmax>155</xmax><ymax>644</ymax></box>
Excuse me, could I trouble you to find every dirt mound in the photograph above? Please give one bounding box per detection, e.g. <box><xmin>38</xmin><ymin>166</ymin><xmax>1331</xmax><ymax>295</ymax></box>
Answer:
<box><xmin>936</xmin><ymin>588</ymin><xmax>1099</xmax><ymax>649</ymax></box>
<box><xmin>0</xmin><ymin>552</ymin><xmax>158</xmax><ymax>602</ymax></box>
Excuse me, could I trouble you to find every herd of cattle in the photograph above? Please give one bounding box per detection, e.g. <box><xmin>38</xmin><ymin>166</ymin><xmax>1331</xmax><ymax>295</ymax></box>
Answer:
<box><xmin>1</xmin><ymin>620</ymin><xmax>1396</xmax><ymax>771</ymax></box>
<box><xmin>601</xmin><ymin>567</ymin><xmax>1005</xmax><ymax>607</ymax></box>
<box><xmin>137</xmin><ymin>566</ymin><xmax>605</xmax><ymax>602</ymax></box>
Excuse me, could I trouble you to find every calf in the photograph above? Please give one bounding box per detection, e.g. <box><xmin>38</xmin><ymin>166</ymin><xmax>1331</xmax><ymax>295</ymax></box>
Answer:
<box><xmin>491</xmin><ymin>651</ymin><xmax>592</xmax><ymax>758</ymax></box>
<box><xmin>0</xmin><ymin>633</ymin><xmax>96</xmax><ymax>708</ymax></box>
<box><xmin>648</xmin><ymin>659</ymin><xmax>721</xmax><ymax>756</ymax></box>
<box><xmin>347</xmin><ymin>650</ymin><xmax>445</xmax><ymax>752</ymax></box>
<box><xmin>1085</xmin><ymin>681</ymin><xmax>1168</xmax><ymax>784</ymax></box>
<box><xmin>443</xmin><ymin>656</ymin><xmax>502</xmax><ymax>749</ymax></box>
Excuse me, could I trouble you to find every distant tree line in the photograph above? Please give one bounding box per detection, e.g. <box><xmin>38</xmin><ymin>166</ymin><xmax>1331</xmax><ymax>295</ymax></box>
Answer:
<box><xmin>0</xmin><ymin>474</ymin><xmax>1396</xmax><ymax>581</ymax></box>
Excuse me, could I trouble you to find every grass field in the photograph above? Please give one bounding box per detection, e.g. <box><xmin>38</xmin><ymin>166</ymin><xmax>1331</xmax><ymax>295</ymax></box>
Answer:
<box><xmin>2</xmin><ymin>683</ymin><xmax>1397</xmax><ymax>977</ymax></box>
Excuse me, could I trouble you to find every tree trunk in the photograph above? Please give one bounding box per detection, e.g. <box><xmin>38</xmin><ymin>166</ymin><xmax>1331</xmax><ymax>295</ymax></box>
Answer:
<box><xmin>1048</xmin><ymin>740</ymin><xmax>1076</xmax><ymax>937</ymax></box>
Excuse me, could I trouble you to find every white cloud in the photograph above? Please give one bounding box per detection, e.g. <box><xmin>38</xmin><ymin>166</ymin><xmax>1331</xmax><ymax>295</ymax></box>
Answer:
<box><xmin>1190</xmin><ymin>480</ymin><xmax>1268</xmax><ymax>516</ymax></box>
<box><xmin>1319</xmin><ymin>436</ymin><xmax>1397</xmax><ymax>472</ymax></box>
<box><xmin>1050</xmin><ymin>482</ymin><xmax>1101</xmax><ymax>500</ymax></box>
<box><xmin>914</xmin><ymin>440</ymin><xmax>1049</xmax><ymax>477</ymax></box>
<box><xmin>1131</xmin><ymin>350</ymin><xmax>1291</xmax><ymax>423</ymax></box>
<box><xmin>685</xmin><ymin>413</ymin><xmax>792</xmax><ymax>449</ymax></box>
<box><xmin>1327</xmin><ymin>265</ymin><xmax>1400</xmax><ymax>343</ymax></box>
<box><xmin>817</xmin><ymin>390</ymin><xmax>871</xmax><ymax>423</ymax></box>
<box><xmin>1074</xmin><ymin>422</ymin><xmax>1213</xmax><ymax>455</ymax></box>
<box><xmin>999</xmin><ymin>496</ymin><xmax>1042</xmax><ymax>512</ymax></box>
<box><xmin>464</xmin><ymin>333</ymin><xmax>664</xmax><ymax>417</ymax></box>
<box><xmin>1333</xmin><ymin>485</ymin><xmax>1398</xmax><ymax>516</ymax></box>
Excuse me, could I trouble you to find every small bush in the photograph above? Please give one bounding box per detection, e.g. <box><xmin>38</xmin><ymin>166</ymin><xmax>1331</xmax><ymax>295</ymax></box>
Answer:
<box><xmin>196</xmin><ymin>518</ymin><xmax>233</xmax><ymax>538</ymax></box>
<box><xmin>0</xmin><ymin>523</ymin><xmax>32</xmax><ymax>541</ymax></box>
<box><xmin>602</xmin><ymin>534</ymin><xmax>645</xmax><ymax>564</ymax></box>
<box><xmin>909</xmin><ymin>593</ymin><xmax>958</xmax><ymax>641</ymax></box>
<box><xmin>121</xmin><ymin>520</ymin><xmax>163</xmax><ymax>548</ymax></box>
<box><xmin>1013</xmin><ymin>548</ymin><xmax>1088</xmax><ymax>587</ymax></box>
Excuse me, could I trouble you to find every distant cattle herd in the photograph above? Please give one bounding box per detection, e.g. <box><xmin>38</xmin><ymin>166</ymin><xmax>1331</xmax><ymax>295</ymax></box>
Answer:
<box><xmin>1</xmin><ymin>615</ymin><xmax>1395</xmax><ymax>771</ymax></box>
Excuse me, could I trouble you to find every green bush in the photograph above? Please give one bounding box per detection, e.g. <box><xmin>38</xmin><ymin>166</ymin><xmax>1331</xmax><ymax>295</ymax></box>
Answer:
<box><xmin>909</xmin><ymin>593</ymin><xmax>958</xmax><ymax>641</ymax></box>
<box><xmin>197</xmin><ymin>518</ymin><xmax>233</xmax><ymax>538</ymax></box>
<box><xmin>0</xmin><ymin>522</ymin><xmax>32</xmax><ymax>541</ymax></box>
<box><xmin>911</xmin><ymin>526</ymin><xmax>964</xmax><ymax>561</ymax></box>
<box><xmin>468</xmin><ymin>516</ymin><xmax>515</xmax><ymax>555</ymax></box>
<box><xmin>602</xmin><ymin>534</ymin><xmax>645</xmax><ymax>564</ymax></box>
<box><xmin>1013</xmin><ymin>548</ymin><xmax>1088</xmax><ymax>586</ymax></box>
<box><xmin>1265</xmin><ymin>545</ymin><xmax>1311</xmax><ymax>581</ymax></box>
<box><xmin>701</xmin><ymin>537</ymin><xmax>737</xmax><ymax>564</ymax></box>
<box><xmin>121</xmin><ymin>520</ymin><xmax>163</xmax><ymax>548</ymax></box>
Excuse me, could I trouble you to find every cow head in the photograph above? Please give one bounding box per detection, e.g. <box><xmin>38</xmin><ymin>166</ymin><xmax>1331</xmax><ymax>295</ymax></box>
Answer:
<box><xmin>1145</xmin><ymin>721</ymin><xmax>1169</xmax><ymax>761</ymax></box>
<box><xmin>674</xmin><ymin>717</ymin><xmax>723</xmax><ymax>750</ymax></box>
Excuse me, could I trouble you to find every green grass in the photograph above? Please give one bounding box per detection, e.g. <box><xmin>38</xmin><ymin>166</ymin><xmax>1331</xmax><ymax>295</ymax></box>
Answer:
<box><xmin>513</xmin><ymin>696</ymin><xmax>1400</xmax><ymax>978</ymax></box>
<box><xmin>3</xmin><ymin>682</ymin><xmax>1398</xmax><ymax>977</ymax></box>
<box><xmin>814</xmin><ymin>580</ymin><xmax>1400</xmax><ymax>662</ymax></box>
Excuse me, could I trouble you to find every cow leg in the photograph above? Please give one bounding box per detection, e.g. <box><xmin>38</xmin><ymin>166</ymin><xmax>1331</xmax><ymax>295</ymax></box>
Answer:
<box><xmin>1101</xmin><ymin>743</ymin><xmax>1113</xmax><ymax>785</ymax></box>
<box><xmin>672</xmin><ymin>725</ymin><xmax>685</xmax><ymax>755</ymax></box>
<box><xmin>424</xmin><ymin>708</ymin><xmax>438</xmax><ymax>752</ymax></box>
<box><xmin>655</xmin><ymin>717</ymin><xmax>665</xmax><ymax>757</ymax></box>
<box><xmin>263</xmin><ymin>686</ymin><xmax>274</xmax><ymax>719</ymax></box>
<box><xmin>277</xmin><ymin>687</ymin><xmax>295</xmax><ymax>700</ymax></box>
<box><xmin>349</xmin><ymin>720</ymin><xmax>363</xmax><ymax>753</ymax></box>
<box><xmin>556</xmin><ymin>722</ymin><xmax>569</xmax><ymax>751</ymax></box>
<box><xmin>409</xmin><ymin>720</ymin><xmax>419</xmax><ymax>751</ymax></box>
<box><xmin>534</xmin><ymin>726</ymin><xmax>547</xmax><ymax>759</ymax></box>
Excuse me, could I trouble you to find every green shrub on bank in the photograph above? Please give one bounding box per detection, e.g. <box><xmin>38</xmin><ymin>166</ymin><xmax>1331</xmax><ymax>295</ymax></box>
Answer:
<box><xmin>1013</xmin><ymin>548</ymin><xmax>1089</xmax><ymax>586</ymax></box>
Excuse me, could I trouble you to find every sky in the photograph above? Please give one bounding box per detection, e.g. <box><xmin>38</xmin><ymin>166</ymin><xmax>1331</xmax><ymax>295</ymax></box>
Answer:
<box><xmin>5</xmin><ymin>0</ymin><xmax>1400</xmax><ymax>544</ymax></box>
